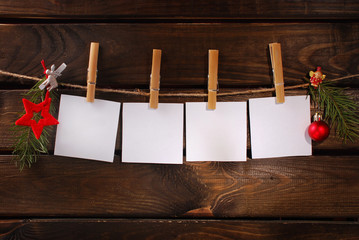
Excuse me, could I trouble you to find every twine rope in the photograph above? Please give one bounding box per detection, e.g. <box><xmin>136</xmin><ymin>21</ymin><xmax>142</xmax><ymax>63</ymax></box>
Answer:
<box><xmin>1</xmin><ymin>69</ymin><xmax>358</xmax><ymax>98</ymax></box>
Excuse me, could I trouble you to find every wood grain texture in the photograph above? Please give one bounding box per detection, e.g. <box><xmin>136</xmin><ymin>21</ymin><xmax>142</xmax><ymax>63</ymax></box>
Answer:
<box><xmin>0</xmin><ymin>0</ymin><xmax>359</xmax><ymax>20</ymax></box>
<box><xmin>1</xmin><ymin>89</ymin><xmax>358</xmax><ymax>152</ymax></box>
<box><xmin>0</xmin><ymin>23</ymin><xmax>359</xmax><ymax>89</ymax></box>
<box><xmin>0</xmin><ymin>154</ymin><xmax>359</xmax><ymax>218</ymax></box>
<box><xmin>1</xmin><ymin>2</ymin><xmax>359</xmax><ymax>233</ymax></box>
<box><xmin>1</xmin><ymin>219</ymin><xmax>359</xmax><ymax>240</ymax></box>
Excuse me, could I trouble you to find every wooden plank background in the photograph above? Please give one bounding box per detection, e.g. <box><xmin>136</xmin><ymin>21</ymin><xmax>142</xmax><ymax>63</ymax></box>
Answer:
<box><xmin>2</xmin><ymin>219</ymin><xmax>359</xmax><ymax>240</ymax></box>
<box><xmin>1</xmin><ymin>154</ymin><xmax>359</xmax><ymax>218</ymax></box>
<box><xmin>0</xmin><ymin>0</ymin><xmax>359</xmax><ymax>19</ymax></box>
<box><xmin>0</xmin><ymin>0</ymin><xmax>359</xmax><ymax>239</ymax></box>
<box><xmin>1</xmin><ymin>23</ymin><xmax>359</xmax><ymax>89</ymax></box>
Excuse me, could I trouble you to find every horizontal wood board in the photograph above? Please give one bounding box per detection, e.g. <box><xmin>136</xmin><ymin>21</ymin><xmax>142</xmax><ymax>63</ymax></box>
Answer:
<box><xmin>0</xmin><ymin>154</ymin><xmax>359</xmax><ymax>218</ymax></box>
<box><xmin>1</xmin><ymin>219</ymin><xmax>359</xmax><ymax>240</ymax></box>
<box><xmin>0</xmin><ymin>23</ymin><xmax>359</xmax><ymax>89</ymax></box>
<box><xmin>0</xmin><ymin>0</ymin><xmax>359</xmax><ymax>20</ymax></box>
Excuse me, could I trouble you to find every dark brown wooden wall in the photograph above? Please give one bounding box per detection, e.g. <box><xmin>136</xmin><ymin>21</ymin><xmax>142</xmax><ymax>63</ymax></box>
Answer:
<box><xmin>0</xmin><ymin>1</ymin><xmax>359</xmax><ymax>239</ymax></box>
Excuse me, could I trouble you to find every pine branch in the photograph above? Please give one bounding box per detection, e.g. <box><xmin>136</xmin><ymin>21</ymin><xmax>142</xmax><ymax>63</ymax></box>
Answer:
<box><xmin>11</xmin><ymin>77</ymin><xmax>57</xmax><ymax>171</ymax></box>
<box><xmin>306</xmin><ymin>78</ymin><xmax>359</xmax><ymax>142</ymax></box>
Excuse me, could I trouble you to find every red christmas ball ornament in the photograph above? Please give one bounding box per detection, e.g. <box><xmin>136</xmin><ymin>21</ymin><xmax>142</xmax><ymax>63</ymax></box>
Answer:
<box><xmin>308</xmin><ymin>113</ymin><xmax>330</xmax><ymax>141</ymax></box>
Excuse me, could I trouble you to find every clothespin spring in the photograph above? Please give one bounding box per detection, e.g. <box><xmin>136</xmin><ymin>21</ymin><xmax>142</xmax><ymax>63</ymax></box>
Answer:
<box><xmin>208</xmin><ymin>74</ymin><xmax>219</xmax><ymax>92</ymax></box>
<box><xmin>149</xmin><ymin>74</ymin><xmax>160</xmax><ymax>91</ymax></box>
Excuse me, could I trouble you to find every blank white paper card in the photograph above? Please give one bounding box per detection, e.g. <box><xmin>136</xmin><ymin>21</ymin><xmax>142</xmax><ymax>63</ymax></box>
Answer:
<box><xmin>186</xmin><ymin>102</ymin><xmax>247</xmax><ymax>162</ymax></box>
<box><xmin>122</xmin><ymin>103</ymin><xmax>184</xmax><ymax>164</ymax></box>
<box><xmin>249</xmin><ymin>95</ymin><xmax>312</xmax><ymax>159</ymax></box>
<box><xmin>54</xmin><ymin>94</ymin><xmax>121</xmax><ymax>162</ymax></box>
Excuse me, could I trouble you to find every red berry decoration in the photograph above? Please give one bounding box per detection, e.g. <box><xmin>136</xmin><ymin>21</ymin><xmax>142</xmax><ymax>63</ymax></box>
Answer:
<box><xmin>308</xmin><ymin>113</ymin><xmax>330</xmax><ymax>141</ymax></box>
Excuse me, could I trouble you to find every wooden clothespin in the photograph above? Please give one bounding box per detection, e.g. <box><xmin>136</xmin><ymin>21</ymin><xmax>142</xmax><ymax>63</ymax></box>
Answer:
<box><xmin>269</xmin><ymin>43</ymin><xmax>285</xmax><ymax>103</ymax></box>
<box><xmin>86</xmin><ymin>42</ymin><xmax>99</xmax><ymax>102</ymax></box>
<box><xmin>149</xmin><ymin>49</ymin><xmax>162</xmax><ymax>109</ymax></box>
<box><xmin>208</xmin><ymin>49</ymin><xmax>219</xmax><ymax>110</ymax></box>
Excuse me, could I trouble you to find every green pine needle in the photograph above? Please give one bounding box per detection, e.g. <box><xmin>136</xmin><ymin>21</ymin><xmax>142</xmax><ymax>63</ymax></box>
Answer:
<box><xmin>306</xmin><ymin>78</ymin><xmax>359</xmax><ymax>143</ymax></box>
<box><xmin>11</xmin><ymin>77</ymin><xmax>57</xmax><ymax>171</ymax></box>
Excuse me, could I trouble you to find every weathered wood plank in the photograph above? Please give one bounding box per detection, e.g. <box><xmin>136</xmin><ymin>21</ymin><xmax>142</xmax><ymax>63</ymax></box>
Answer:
<box><xmin>0</xmin><ymin>23</ymin><xmax>359</xmax><ymax>89</ymax></box>
<box><xmin>1</xmin><ymin>89</ymin><xmax>358</xmax><ymax>152</ymax></box>
<box><xmin>1</xmin><ymin>219</ymin><xmax>359</xmax><ymax>240</ymax></box>
<box><xmin>0</xmin><ymin>0</ymin><xmax>359</xmax><ymax>20</ymax></box>
<box><xmin>0</xmin><ymin>154</ymin><xmax>358</xmax><ymax>218</ymax></box>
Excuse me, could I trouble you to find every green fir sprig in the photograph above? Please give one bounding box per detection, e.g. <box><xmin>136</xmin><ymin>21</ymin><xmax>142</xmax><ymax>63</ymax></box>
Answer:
<box><xmin>12</xmin><ymin>78</ymin><xmax>58</xmax><ymax>171</ymax></box>
<box><xmin>306</xmin><ymin>78</ymin><xmax>359</xmax><ymax>143</ymax></box>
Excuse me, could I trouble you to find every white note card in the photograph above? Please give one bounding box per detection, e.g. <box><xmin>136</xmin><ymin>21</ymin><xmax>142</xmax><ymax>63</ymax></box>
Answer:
<box><xmin>249</xmin><ymin>95</ymin><xmax>312</xmax><ymax>159</ymax></box>
<box><xmin>122</xmin><ymin>103</ymin><xmax>184</xmax><ymax>164</ymax></box>
<box><xmin>186</xmin><ymin>102</ymin><xmax>247</xmax><ymax>162</ymax></box>
<box><xmin>54</xmin><ymin>94</ymin><xmax>121</xmax><ymax>162</ymax></box>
